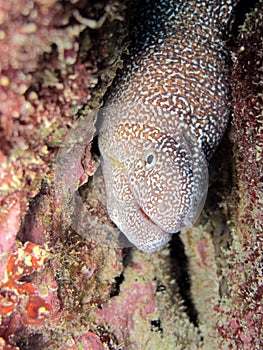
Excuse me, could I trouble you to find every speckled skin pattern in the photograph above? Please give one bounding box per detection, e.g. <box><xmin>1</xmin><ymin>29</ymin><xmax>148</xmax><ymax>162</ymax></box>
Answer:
<box><xmin>98</xmin><ymin>0</ymin><xmax>236</xmax><ymax>252</ymax></box>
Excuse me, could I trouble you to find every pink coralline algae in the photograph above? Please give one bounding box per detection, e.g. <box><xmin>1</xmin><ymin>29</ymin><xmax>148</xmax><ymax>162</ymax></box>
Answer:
<box><xmin>0</xmin><ymin>196</ymin><xmax>21</xmax><ymax>281</ymax></box>
<box><xmin>63</xmin><ymin>331</ymin><xmax>105</xmax><ymax>350</ymax></box>
<box><xmin>0</xmin><ymin>242</ymin><xmax>57</xmax><ymax>346</ymax></box>
<box><xmin>97</xmin><ymin>280</ymin><xmax>157</xmax><ymax>344</ymax></box>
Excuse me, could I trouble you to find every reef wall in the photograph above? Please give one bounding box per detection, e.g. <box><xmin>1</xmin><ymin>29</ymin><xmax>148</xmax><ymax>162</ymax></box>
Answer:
<box><xmin>0</xmin><ymin>1</ymin><xmax>262</xmax><ymax>349</ymax></box>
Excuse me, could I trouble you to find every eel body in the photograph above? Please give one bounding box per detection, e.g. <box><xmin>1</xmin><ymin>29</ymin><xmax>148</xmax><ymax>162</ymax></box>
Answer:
<box><xmin>98</xmin><ymin>0</ymin><xmax>236</xmax><ymax>252</ymax></box>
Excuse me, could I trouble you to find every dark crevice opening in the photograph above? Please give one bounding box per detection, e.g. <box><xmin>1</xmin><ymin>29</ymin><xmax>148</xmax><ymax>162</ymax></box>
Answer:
<box><xmin>169</xmin><ymin>234</ymin><xmax>199</xmax><ymax>327</ymax></box>
<box><xmin>122</xmin><ymin>247</ymin><xmax>133</xmax><ymax>268</ymax></box>
<box><xmin>109</xmin><ymin>248</ymin><xmax>133</xmax><ymax>298</ymax></box>
<box><xmin>150</xmin><ymin>318</ymin><xmax>163</xmax><ymax>334</ymax></box>
<box><xmin>110</xmin><ymin>272</ymin><xmax>125</xmax><ymax>297</ymax></box>
<box><xmin>231</xmin><ymin>0</ymin><xmax>259</xmax><ymax>39</ymax></box>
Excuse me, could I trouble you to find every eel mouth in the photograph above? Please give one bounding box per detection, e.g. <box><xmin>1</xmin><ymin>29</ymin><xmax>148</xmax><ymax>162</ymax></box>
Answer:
<box><xmin>138</xmin><ymin>205</ymin><xmax>182</xmax><ymax>234</ymax></box>
<box><xmin>138</xmin><ymin>206</ymin><xmax>159</xmax><ymax>228</ymax></box>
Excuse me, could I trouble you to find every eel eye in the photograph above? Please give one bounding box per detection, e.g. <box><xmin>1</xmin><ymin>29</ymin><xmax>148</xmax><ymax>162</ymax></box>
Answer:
<box><xmin>143</xmin><ymin>149</ymin><xmax>157</xmax><ymax>170</ymax></box>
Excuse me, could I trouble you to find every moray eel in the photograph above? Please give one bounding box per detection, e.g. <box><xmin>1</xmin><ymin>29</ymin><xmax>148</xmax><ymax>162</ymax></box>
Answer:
<box><xmin>98</xmin><ymin>0</ymin><xmax>236</xmax><ymax>252</ymax></box>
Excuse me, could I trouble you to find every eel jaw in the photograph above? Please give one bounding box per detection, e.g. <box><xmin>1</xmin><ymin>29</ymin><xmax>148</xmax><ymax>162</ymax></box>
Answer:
<box><xmin>138</xmin><ymin>206</ymin><xmax>157</xmax><ymax>226</ymax></box>
<box><xmin>110</xmin><ymin>200</ymin><xmax>172</xmax><ymax>253</ymax></box>
<box><xmin>102</xmin><ymin>156</ymin><xmax>172</xmax><ymax>252</ymax></box>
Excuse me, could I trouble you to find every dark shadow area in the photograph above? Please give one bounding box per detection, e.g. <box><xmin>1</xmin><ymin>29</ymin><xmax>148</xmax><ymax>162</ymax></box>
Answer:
<box><xmin>169</xmin><ymin>234</ymin><xmax>199</xmax><ymax>326</ymax></box>
<box><xmin>231</xmin><ymin>0</ymin><xmax>258</xmax><ymax>40</ymax></box>
<box><xmin>110</xmin><ymin>272</ymin><xmax>125</xmax><ymax>297</ymax></box>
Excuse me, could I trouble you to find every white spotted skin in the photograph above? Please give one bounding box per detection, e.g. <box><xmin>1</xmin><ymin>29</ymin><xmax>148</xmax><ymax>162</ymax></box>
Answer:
<box><xmin>98</xmin><ymin>0</ymin><xmax>236</xmax><ymax>252</ymax></box>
